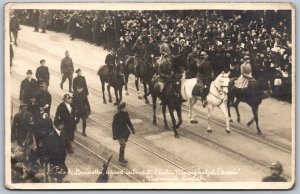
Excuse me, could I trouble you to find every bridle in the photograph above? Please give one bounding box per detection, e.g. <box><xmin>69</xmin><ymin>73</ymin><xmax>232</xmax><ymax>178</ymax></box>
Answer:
<box><xmin>209</xmin><ymin>77</ymin><xmax>229</xmax><ymax>106</ymax></box>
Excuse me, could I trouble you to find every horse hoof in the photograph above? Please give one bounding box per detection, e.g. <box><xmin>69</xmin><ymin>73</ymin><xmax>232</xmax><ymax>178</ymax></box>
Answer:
<box><xmin>103</xmin><ymin>101</ymin><xmax>107</xmax><ymax>104</ymax></box>
<box><xmin>138</xmin><ymin>96</ymin><xmax>143</xmax><ymax>99</ymax></box>
<box><xmin>175</xmin><ymin>134</ymin><xmax>180</xmax><ymax>138</ymax></box>
<box><xmin>237</xmin><ymin>118</ymin><xmax>240</xmax><ymax>123</ymax></box>
<box><xmin>226</xmin><ymin>130</ymin><xmax>231</xmax><ymax>134</ymax></box>
<box><xmin>109</xmin><ymin>99</ymin><xmax>112</xmax><ymax>103</ymax></box>
<box><xmin>207</xmin><ymin>129</ymin><xmax>212</xmax><ymax>133</ymax></box>
<box><xmin>257</xmin><ymin>131</ymin><xmax>263</xmax><ymax>135</ymax></box>
<box><xmin>114</xmin><ymin>102</ymin><xmax>118</xmax><ymax>106</ymax></box>
<box><xmin>247</xmin><ymin>122</ymin><xmax>251</xmax><ymax>127</ymax></box>
<box><xmin>145</xmin><ymin>100</ymin><xmax>150</xmax><ymax>104</ymax></box>
<box><xmin>229</xmin><ymin>119</ymin><xmax>233</xmax><ymax>122</ymax></box>
<box><xmin>125</xmin><ymin>92</ymin><xmax>130</xmax><ymax>95</ymax></box>
<box><xmin>190</xmin><ymin>120</ymin><xmax>198</xmax><ymax>124</ymax></box>
<box><xmin>153</xmin><ymin>121</ymin><xmax>157</xmax><ymax>125</ymax></box>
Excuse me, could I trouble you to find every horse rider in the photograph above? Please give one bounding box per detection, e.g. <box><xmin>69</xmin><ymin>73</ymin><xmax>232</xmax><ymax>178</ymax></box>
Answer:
<box><xmin>132</xmin><ymin>36</ymin><xmax>147</xmax><ymax>78</ymax></box>
<box><xmin>116</xmin><ymin>41</ymin><xmax>130</xmax><ymax>65</ymax></box>
<box><xmin>159</xmin><ymin>36</ymin><xmax>171</xmax><ymax>64</ymax></box>
<box><xmin>105</xmin><ymin>48</ymin><xmax>117</xmax><ymax>86</ymax></box>
<box><xmin>196</xmin><ymin>51</ymin><xmax>214</xmax><ymax>107</ymax></box>
<box><xmin>157</xmin><ymin>50</ymin><xmax>174</xmax><ymax>96</ymax></box>
<box><xmin>234</xmin><ymin>55</ymin><xmax>253</xmax><ymax>89</ymax></box>
<box><xmin>262</xmin><ymin>161</ymin><xmax>287</xmax><ymax>182</ymax></box>
<box><xmin>185</xmin><ymin>45</ymin><xmax>199</xmax><ymax>79</ymax></box>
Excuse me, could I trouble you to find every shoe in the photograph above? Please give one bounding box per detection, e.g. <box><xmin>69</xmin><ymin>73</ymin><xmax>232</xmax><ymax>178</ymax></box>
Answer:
<box><xmin>69</xmin><ymin>89</ymin><xmax>74</xmax><ymax>93</ymax></box>
<box><xmin>60</xmin><ymin>83</ymin><xmax>63</xmax><ymax>89</ymax></box>
<box><xmin>202</xmin><ymin>100</ymin><xmax>207</xmax><ymax>108</ymax></box>
<box><xmin>82</xmin><ymin>132</ymin><xmax>87</xmax><ymax>137</ymax></box>
<box><xmin>119</xmin><ymin>158</ymin><xmax>128</xmax><ymax>163</ymax></box>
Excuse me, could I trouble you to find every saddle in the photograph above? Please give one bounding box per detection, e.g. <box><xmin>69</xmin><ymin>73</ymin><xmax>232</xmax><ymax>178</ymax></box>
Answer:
<box><xmin>192</xmin><ymin>79</ymin><xmax>210</xmax><ymax>97</ymax></box>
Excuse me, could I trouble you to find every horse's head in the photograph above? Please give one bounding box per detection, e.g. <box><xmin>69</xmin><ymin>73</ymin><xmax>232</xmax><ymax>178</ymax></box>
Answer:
<box><xmin>215</xmin><ymin>71</ymin><xmax>230</xmax><ymax>94</ymax></box>
<box><xmin>170</xmin><ymin>74</ymin><xmax>183</xmax><ymax>98</ymax></box>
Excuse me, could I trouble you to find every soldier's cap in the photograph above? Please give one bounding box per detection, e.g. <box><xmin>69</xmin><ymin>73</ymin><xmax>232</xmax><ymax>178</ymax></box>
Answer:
<box><xmin>63</xmin><ymin>94</ymin><xmax>72</xmax><ymax>100</ymax></box>
<box><xmin>54</xmin><ymin>119</ymin><xmax>64</xmax><ymax>127</ymax></box>
<box><xmin>117</xmin><ymin>101</ymin><xmax>126</xmax><ymax>110</ymax></box>
<box><xmin>40</xmin><ymin>59</ymin><xmax>45</xmax><ymax>63</ymax></box>
<box><xmin>75</xmin><ymin>68</ymin><xmax>81</xmax><ymax>74</ymax></box>
<box><xmin>200</xmin><ymin>51</ymin><xmax>208</xmax><ymax>56</ymax></box>
<box><xmin>244</xmin><ymin>55</ymin><xmax>251</xmax><ymax>60</ymax></box>
<box><xmin>26</xmin><ymin>70</ymin><xmax>33</xmax><ymax>75</ymax></box>
<box><xmin>40</xmin><ymin>82</ymin><xmax>47</xmax><ymax>87</ymax></box>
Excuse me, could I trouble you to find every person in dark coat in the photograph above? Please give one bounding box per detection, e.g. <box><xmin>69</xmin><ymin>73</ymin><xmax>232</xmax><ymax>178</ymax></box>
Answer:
<box><xmin>262</xmin><ymin>161</ymin><xmax>287</xmax><ymax>182</ymax></box>
<box><xmin>19</xmin><ymin>70</ymin><xmax>38</xmax><ymax>104</ymax></box>
<box><xmin>11</xmin><ymin>104</ymin><xmax>28</xmax><ymax>143</ymax></box>
<box><xmin>10</xmin><ymin>15</ymin><xmax>21</xmax><ymax>46</ymax></box>
<box><xmin>185</xmin><ymin>46</ymin><xmax>198</xmax><ymax>79</ymax></box>
<box><xmin>105</xmin><ymin>49</ymin><xmax>117</xmax><ymax>86</ymax></box>
<box><xmin>72</xmin><ymin>87</ymin><xmax>89</xmax><ymax>137</ymax></box>
<box><xmin>26</xmin><ymin>95</ymin><xmax>41</xmax><ymax>123</ymax></box>
<box><xmin>73</xmin><ymin>69</ymin><xmax>90</xmax><ymax>115</ymax></box>
<box><xmin>196</xmin><ymin>51</ymin><xmax>214</xmax><ymax>107</ymax></box>
<box><xmin>32</xmin><ymin>10</ymin><xmax>40</xmax><ymax>32</ymax></box>
<box><xmin>10</xmin><ymin>43</ymin><xmax>14</xmax><ymax>67</ymax></box>
<box><xmin>112</xmin><ymin>102</ymin><xmax>135</xmax><ymax>165</ymax></box>
<box><xmin>60</xmin><ymin>50</ymin><xmax>74</xmax><ymax>93</ymax></box>
<box><xmin>35</xmin><ymin>82</ymin><xmax>52</xmax><ymax>115</ymax></box>
<box><xmin>44</xmin><ymin>119</ymin><xmax>70</xmax><ymax>183</ymax></box>
<box><xmin>132</xmin><ymin>36</ymin><xmax>147</xmax><ymax>77</ymax></box>
<box><xmin>35</xmin><ymin>59</ymin><xmax>50</xmax><ymax>86</ymax></box>
<box><xmin>54</xmin><ymin>94</ymin><xmax>75</xmax><ymax>153</ymax></box>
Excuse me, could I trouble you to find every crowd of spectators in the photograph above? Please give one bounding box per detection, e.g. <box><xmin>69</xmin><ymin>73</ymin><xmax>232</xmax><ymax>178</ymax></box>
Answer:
<box><xmin>14</xmin><ymin>9</ymin><xmax>292</xmax><ymax>102</ymax></box>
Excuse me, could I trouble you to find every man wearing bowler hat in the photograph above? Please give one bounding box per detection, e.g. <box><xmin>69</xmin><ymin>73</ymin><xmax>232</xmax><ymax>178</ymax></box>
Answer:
<box><xmin>19</xmin><ymin>70</ymin><xmax>38</xmax><ymax>104</ymax></box>
<box><xmin>112</xmin><ymin>102</ymin><xmax>135</xmax><ymax>165</ymax></box>
<box><xmin>73</xmin><ymin>68</ymin><xmax>91</xmax><ymax>115</ymax></box>
<box><xmin>60</xmin><ymin>50</ymin><xmax>74</xmax><ymax>93</ymax></box>
<box><xmin>54</xmin><ymin>94</ymin><xmax>75</xmax><ymax>153</ymax></box>
<box><xmin>35</xmin><ymin>59</ymin><xmax>50</xmax><ymax>86</ymax></box>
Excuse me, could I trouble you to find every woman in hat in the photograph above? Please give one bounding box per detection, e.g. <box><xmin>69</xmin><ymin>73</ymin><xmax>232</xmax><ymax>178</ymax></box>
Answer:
<box><xmin>112</xmin><ymin>102</ymin><xmax>135</xmax><ymax>165</ymax></box>
<box><xmin>234</xmin><ymin>55</ymin><xmax>253</xmax><ymax>89</ymax></box>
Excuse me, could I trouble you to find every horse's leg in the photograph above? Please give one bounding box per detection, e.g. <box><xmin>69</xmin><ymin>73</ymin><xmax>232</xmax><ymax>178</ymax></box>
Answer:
<box><xmin>125</xmin><ymin>74</ymin><xmax>129</xmax><ymax>95</ymax></box>
<box><xmin>219</xmin><ymin>102</ymin><xmax>230</xmax><ymax>134</ymax></box>
<box><xmin>101</xmin><ymin>79</ymin><xmax>107</xmax><ymax>104</ymax></box>
<box><xmin>233</xmin><ymin>99</ymin><xmax>241</xmax><ymax>122</ymax></box>
<box><xmin>114</xmin><ymin>87</ymin><xmax>119</xmax><ymax>106</ymax></box>
<box><xmin>175</xmin><ymin>106</ymin><xmax>183</xmax><ymax>133</ymax></box>
<box><xmin>136</xmin><ymin>77</ymin><xmax>142</xmax><ymax>99</ymax></box>
<box><xmin>107</xmin><ymin>85</ymin><xmax>112</xmax><ymax>103</ymax></box>
<box><xmin>162</xmin><ymin>103</ymin><xmax>169</xmax><ymax>129</ymax></box>
<box><xmin>250</xmin><ymin>106</ymin><xmax>262</xmax><ymax>135</ymax></box>
<box><xmin>207</xmin><ymin>104</ymin><xmax>212</xmax><ymax>133</ymax></box>
<box><xmin>119</xmin><ymin>86</ymin><xmax>123</xmax><ymax>102</ymax></box>
<box><xmin>247</xmin><ymin>117</ymin><xmax>255</xmax><ymax>127</ymax></box>
<box><xmin>152</xmin><ymin>96</ymin><xmax>157</xmax><ymax>125</ymax></box>
<box><xmin>190</xmin><ymin>97</ymin><xmax>198</xmax><ymax>124</ymax></box>
<box><xmin>143</xmin><ymin>80</ymin><xmax>149</xmax><ymax>104</ymax></box>
<box><xmin>227</xmin><ymin>94</ymin><xmax>233</xmax><ymax>122</ymax></box>
<box><xmin>168</xmin><ymin>106</ymin><xmax>179</xmax><ymax>138</ymax></box>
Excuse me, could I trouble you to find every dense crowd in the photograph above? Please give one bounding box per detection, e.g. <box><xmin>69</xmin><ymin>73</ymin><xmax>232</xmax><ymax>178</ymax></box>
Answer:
<box><xmin>14</xmin><ymin>9</ymin><xmax>292</xmax><ymax>101</ymax></box>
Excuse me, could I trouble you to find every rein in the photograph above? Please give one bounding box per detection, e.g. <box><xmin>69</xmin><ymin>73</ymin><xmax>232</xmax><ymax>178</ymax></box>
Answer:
<box><xmin>209</xmin><ymin>81</ymin><xmax>227</xmax><ymax>106</ymax></box>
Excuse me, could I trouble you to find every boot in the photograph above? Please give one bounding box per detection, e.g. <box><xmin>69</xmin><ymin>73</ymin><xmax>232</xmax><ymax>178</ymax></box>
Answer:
<box><xmin>119</xmin><ymin>147</ymin><xmax>127</xmax><ymax>163</ymax></box>
<box><xmin>60</xmin><ymin>83</ymin><xmax>63</xmax><ymax>89</ymax></box>
<box><xmin>82</xmin><ymin>128</ymin><xmax>87</xmax><ymax>137</ymax></box>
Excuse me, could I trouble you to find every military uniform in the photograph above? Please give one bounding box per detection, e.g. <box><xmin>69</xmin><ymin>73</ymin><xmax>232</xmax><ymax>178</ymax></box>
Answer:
<box><xmin>35</xmin><ymin>65</ymin><xmax>50</xmax><ymax>86</ymax></box>
<box><xmin>132</xmin><ymin>41</ymin><xmax>147</xmax><ymax>76</ymax></box>
<box><xmin>10</xmin><ymin>16</ymin><xmax>20</xmax><ymax>46</ymax></box>
<box><xmin>35</xmin><ymin>89</ymin><xmax>52</xmax><ymax>115</ymax></box>
<box><xmin>185</xmin><ymin>51</ymin><xmax>198</xmax><ymax>79</ymax></box>
<box><xmin>73</xmin><ymin>74</ymin><xmax>90</xmax><ymax>115</ymax></box>
<box><xmin>72</xmin><ymin>91</ymin><xmax>89</xmax><ymax>136</ymax></box>
<box><xmin>60</xmin><ymin>56</ymin><xmax>74</xmax><ymax>91</ymax></box>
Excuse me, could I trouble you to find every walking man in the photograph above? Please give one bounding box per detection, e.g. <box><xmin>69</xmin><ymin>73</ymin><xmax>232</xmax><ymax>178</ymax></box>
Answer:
<box><xmin>60</xmin><ymin>50</ymin><xmax>74</xmax><ymax>93</ymax></box>
<box><xmin>19</xmin><ymin>70</ymin><xmax>38</xmax><ymax>104</ymax></box>
<box><xmin>35</xmin><ymin>59</ymin><xmax>50</xmax><ymax>86</ymax></box>
<box><xmin>112</xmin><ymin>102</ymin><xmax>135</xmax><ymax>165</ymax></box>
<box><xmin>35</xmin><ymin>82</ymin><xmax>52</xmax><ymax>115</ymax></box>
<box><xmin>73</xmin><ymin>68</ymin><xmax>91</xmax><ymax>115</ymax></box>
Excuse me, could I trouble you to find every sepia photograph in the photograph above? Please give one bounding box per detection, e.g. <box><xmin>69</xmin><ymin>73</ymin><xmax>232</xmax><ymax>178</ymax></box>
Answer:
<box><xmin>4</xmin><ymin>2</ymin><xmax>295</xmax><ymax>189</ymax></box>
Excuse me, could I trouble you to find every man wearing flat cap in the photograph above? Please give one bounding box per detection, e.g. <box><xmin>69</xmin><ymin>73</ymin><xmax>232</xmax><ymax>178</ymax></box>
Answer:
<box><xmin>73</xmin><ymin>68</ymin><xmax>91</xmax><ymax>115</ymax></box>
<box><xmin>54</xmin><ymin>94</ymin><xmax>76</xmax><ymax>152</ymax></box>
<box><xmin>112</xmin><ymin>102</ymin><xmax>135</xmax><ymax>165</ymax></box>
<box><xmin>234</xmin><ymin>55</ymin><xmax>253</xmax><ymax>89</ymax></box>
<box><xmin>19</xmin><ymin>70</ymin><xmax>38</xmax><ymax>104</ymax></box>
<box><xmin>35</xmin><ymin>59</ymin><xmax>50</xmax><ymax>86</ymax></box>
<box><xmin>60</xmin><ymin>50</ymin><xmax>74</xmax><ymax>93</ymax></box>
<box><xmin>44</xmin><ymin>119</ymin><xmax>70</xmax><ymax>182</ymax></box>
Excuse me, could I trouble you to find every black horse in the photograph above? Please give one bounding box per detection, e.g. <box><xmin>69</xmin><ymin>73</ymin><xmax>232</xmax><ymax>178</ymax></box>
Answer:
<box><xmin>97</xmin><ymin>64</ymin><xmax>125</xmax><ymax>105</ymax></box>
<box><xmin>124</xmin><ymin>55</ymin><xmax>157</xmax><ymax>104</ymax></box>
<box><xmin>227</xmin><ymin>75</ymin><xmax>269</xmax><ymax>135</ymax></box>
<box><xmin>150</xmin><ymin>73</ymin><xmax>183</xmax><ymax>138</ymax></box>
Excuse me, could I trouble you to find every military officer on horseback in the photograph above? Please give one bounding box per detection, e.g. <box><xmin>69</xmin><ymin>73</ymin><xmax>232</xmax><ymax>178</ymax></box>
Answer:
<box><xmin>132</xmin><ymin>36</ymin><xmax>147</xmax><ymax>78</ymax></box>
<box><xmin>105</xmin><ymin>48</ymin><xmax>117</xmax><ymax>86</ymax></box>
<box><xmin>196</xmin><ymin>51</ymin><xmax>214</xmax><ymax>107</ymax></box>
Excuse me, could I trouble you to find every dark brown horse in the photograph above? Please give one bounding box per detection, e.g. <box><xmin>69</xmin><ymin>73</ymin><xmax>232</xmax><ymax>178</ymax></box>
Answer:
<box><xmin>97</xmin><ymin>64</ymin><xmax>125</xmax><ymax>105</ymax></box>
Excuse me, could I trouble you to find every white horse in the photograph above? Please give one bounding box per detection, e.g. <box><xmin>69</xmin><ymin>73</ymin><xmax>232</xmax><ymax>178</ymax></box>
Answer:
<box><xmin>181</xmin><ymin>72</ymin><xmax>231</xmax><ymax>133</ymax></box>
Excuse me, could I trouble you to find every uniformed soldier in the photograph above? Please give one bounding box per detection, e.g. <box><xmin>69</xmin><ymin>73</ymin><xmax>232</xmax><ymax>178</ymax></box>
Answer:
<box><xmin>11</xmin><ymin>104</ymin><xmax>28</xmax><ymax>144</ymax></box>
<box><xmin>35</xmin><ymin>59</ymin><xmax>50</xmax><ymax>86</ymax></box>
<box><xmin>35</xmin><ymin>82</ymin><xmax>52</xmax><ymax>115</ymax></box>
<box><xmin>44</xmin><ymin>119</ymin><xmax>70</xmax><ymax>183</ymax></box>
<box><xmin>157</xmin><ymin>52</ymin><xmax>174</xmax><ymax>95</ymax></box>
<box><xmin>185</xmin><ymin>46</ymin><xmax>199</xmax><ymax>79</ymax></box>
<box><xmin>132</xmin><ymin>36</ymin><xmax>147</xmax><ymax>78</ymax></box>
<box><xmin>10</xmin><ymin>14</ymin><xmax>21</xmax><ymax>46</ymax></box>
<box><xmin>262</xmin><ymin>161</ymin><xmax>287</xmax><ymax>182</ymax></box>
<box><xmin>112</xmin><ymin>102</ymin><xmax>135</xmax><ymax>165</ymax></box>
<box><xmin>60</xmin><ymin>50</ymin><xmax>74</xmax><ymax>93</ymax></box>
<box><xmin>116</xmin><ymin>42</ymin><xmax>130</xmax><ymax>64</ymax></box>
<box><xmin>73</xmin><ymin>69</ymin><xmax>91</xmax><ymax>115</ymax></box>
<box><xmin>72</xmin><ymin>87</ymin><xmax>89</xmax><ymax>137</ymax></box>
<box><xmin>54</xmin><ymin>94</ymin><xmax>75</xmax><ymax>153</ymax></box>
<box><xmin>26</xmin><ymin>95</ymin><xmax>40</xmax><ymax>123</ymax></box>
<box><xmin>196</xmin><ymin>51</ymin><xmax>214</xmax><ymax>107</ymax></box>
<box><xmin>105</xmin><ymin>48</ymin><xmax>117</xmax><ymax>86</ymax></box>
<box><xmin>19</xmin><ymin>70</ymin><xmax>38</xmax><ymax>104</ymax></box>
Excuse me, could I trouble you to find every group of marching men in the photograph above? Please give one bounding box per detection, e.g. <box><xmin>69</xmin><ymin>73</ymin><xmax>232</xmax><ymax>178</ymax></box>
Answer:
<box><xmin>11</xmin><ymin>51</ymin><xmax>92</xmax><ymax>183</ymax></box>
